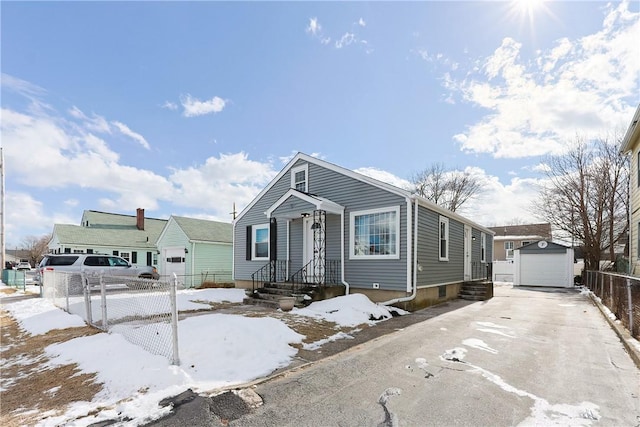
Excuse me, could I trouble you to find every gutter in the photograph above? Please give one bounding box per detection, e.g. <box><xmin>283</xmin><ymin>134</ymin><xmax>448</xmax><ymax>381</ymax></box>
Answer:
<box><xmin>381</xmin><ymin>197</ymin><xmax>418</xmax><ymax>306</ymax></box>
<box><xmin>341</xmin><ymin>209</ymin><xmax>350</xmax><ymax>295</ymax></box>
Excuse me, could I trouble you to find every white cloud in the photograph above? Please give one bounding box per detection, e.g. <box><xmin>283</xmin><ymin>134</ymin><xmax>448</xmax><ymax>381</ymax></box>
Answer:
<box><xmin>335</xmin><ymin>33</ymin><xmax>356</xmax><ymax>49</ymax></box>
<box><xmin>180</xmin><ymin>94</ymin><xmax>226</xmax><ymax>117</ymax></box>
<box><xmin>444</xmin><ymin>2</ymin><xmax>640</xmax><ymax>159</ymax></box>
<box><xmin>354</xmin><ymin>167</ymin><xmax>412</xmax><ymax>190</ymax></box>
<box><xmin>111</xmin><ymin>121</ymin><xmax>150</xmax><ymax>150</ymax></box>
<box><xmin>161</xmin><ymin>101</ymin><xmax>178</xmax><ymax>110</ymax></box>
<box><xmin>306</xmin><ymin>17</ymin><xmax>322</xmax><ymax>35</ymax></box>
<box><xmin>168</xmin><ymin>152</ymin><xmax>278</xmax><ymax>218</ymax></box>
<box><xmin>358</xmin><ymin>18</ymin><xmax>366</xmax><ymax>27</ymax></box>
<box><xmin>68</xmin><ymin>106</ymin><xmax>111</xmax><ymax>134</ymax></box>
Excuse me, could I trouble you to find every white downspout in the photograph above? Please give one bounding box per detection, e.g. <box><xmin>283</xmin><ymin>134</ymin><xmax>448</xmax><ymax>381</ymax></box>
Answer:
<box><xmin>341</xmin><ymin>209</ymin><xmax>350</xmax><ymax>294</ymax></box>
<box><xmin>286</xmin><ymin>220</ymin><xmax>290</xmax><ymax>278</ymax></box>
<box><xmin>381</xmin><ymin>197</ymin><xmax>418</xmax><ymax>305</ymax></box>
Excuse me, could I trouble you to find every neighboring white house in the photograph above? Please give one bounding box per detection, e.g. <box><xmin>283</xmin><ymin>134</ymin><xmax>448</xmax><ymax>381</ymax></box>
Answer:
<box><xmin>621</xmin><ymin>103</ymin><xmax>640</xmax><ymax>276</ymax></box>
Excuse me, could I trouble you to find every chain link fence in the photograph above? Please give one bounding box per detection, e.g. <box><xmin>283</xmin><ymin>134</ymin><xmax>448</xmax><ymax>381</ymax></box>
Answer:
<box><xmin>157</xmin><ymin>270</ymin><xmax>233</xmax><ymax>289</ymax></box>
<box><xmin>41</xmin><ymin>270</ymin><xmax>180</xmax><ymax>364</ymax></box>
<box><xmin>583</xmin><ymin>270</ymin><xmax>640</xmax><ymax>340</ymax></box>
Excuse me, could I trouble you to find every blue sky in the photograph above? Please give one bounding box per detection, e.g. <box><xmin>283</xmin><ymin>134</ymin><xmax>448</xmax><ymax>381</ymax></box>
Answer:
<box><xmin>1</xmin><ymin>0</ymin><xmax>639</xmax><ymax>248</ymax></box>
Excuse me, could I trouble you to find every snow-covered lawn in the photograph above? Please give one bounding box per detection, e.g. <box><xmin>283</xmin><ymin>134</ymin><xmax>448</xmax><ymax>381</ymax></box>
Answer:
<box><xmin>0</xmin><ymin>284</ymin><xmax>404</xmax><ymax>426</ymax></box>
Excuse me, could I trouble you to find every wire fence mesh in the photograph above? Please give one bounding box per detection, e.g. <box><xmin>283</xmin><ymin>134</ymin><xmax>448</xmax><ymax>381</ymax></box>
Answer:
<box><xmin>41</xmin><ymin>270</ymin><xmax>180</xmax><ymax>364</ymax></box>
<box><xmin>583</xmin><ymin>270</ymin><xmax>640</xmax><ymax>340</ymax></box>
<box><xmin>156</xmin><ymin>270</ymin><xmax>233</xmax><ymax>289</ymax></box>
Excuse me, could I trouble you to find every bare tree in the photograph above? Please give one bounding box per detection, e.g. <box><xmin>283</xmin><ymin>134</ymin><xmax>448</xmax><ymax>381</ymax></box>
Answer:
<box><xmin>410</xmin><ymin>163</ymin><xmax>483</xmax><ymax>212</ymax></box>
<box><xmin>535</xmin><ymin>136</ymin><xmax>628</xmax><ymax>271</ymax></box>
<box><xmin>21</xmin><ymin>234</ymin><xmax>51</xmax><ymax>267</ymax></box>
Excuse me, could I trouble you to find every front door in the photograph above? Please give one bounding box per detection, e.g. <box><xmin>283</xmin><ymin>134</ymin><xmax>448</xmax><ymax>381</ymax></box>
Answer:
<box><xmin>464</xmin><ymin>225</ymin><xmax>472</xmax><ymax>281</ymax></box>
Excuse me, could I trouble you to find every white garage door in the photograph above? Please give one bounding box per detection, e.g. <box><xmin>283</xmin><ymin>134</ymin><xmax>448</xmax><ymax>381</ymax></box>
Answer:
<box><xmin>520</xmin><ymin>253</ymin><xmax>569</xmax><ymax>287</ymax></box>
<box><xmin>163</xmin><ymin>247</ymin><xmax>186</xmax><ymax>281</ymax></box>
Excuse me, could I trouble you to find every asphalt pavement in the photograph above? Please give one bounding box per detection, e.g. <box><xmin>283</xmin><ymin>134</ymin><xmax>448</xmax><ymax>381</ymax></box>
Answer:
<box><xmin>223</xmin><ymin>285</ymin><xmax>640</xmax><ymax>426</ymax></box>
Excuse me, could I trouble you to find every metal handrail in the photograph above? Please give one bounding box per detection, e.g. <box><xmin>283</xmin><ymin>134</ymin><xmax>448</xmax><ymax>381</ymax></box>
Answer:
<box><xmin>250</xmin><ymin>260</ymin><xmax>290</xmax><ymax>292</ymax></box>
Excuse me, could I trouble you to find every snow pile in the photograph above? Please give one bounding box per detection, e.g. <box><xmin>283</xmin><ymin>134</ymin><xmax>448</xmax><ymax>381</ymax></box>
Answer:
<box><xmin>293</xmin><ymin>293</ymin><xmax>406</xmax><ymax>326</ymax></box>
<box><xmin>1</xmin><ymin>286</ymin><xmax>402</xmax><ymax>426</ymax></box>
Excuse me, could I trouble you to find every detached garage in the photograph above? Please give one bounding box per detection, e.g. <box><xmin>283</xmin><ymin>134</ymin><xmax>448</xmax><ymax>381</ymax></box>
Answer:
<box><xmin>514</xmin><ymin>241</ymin><xmax>574</xmax><ymax>288</ymax></box>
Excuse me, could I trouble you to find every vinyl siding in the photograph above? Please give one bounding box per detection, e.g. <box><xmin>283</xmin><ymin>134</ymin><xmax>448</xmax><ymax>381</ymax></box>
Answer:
<box><xmin>157</xmin><ymin>219</ymin><xmax>191</xmax><ymax>282</ymax></box>
<box><xmin>415</xmin><ymin>206</ymin><xmax>464</xmax><ymax>286</ymax></box>
<box><xmin>192</xmin><ymin>242</ymin><xmax>233</xmax><ymax>285</ymax></box>
<box><xmin>234</xmin><ymin>159</ymin><xmax>408</xmax><ymax>290</ymax></box>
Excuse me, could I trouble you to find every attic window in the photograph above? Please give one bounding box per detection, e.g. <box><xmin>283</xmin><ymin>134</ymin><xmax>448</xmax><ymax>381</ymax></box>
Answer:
<box><xmin>291</xmin><ymin>164</ymin><xmax>308</xmax><ymax>192</ymax></box>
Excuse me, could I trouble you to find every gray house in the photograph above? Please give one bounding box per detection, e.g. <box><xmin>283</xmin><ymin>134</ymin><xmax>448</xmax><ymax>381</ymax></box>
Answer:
<box><xmin>233</xmin><ymin>153</ymin><xmax>494</xmax><ymax>310</ymax></box>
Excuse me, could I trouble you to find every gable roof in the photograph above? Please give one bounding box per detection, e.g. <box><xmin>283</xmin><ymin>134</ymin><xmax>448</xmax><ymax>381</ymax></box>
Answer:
<box><xmin>488</xmin><ymin>223</ymin><xmax>552</xmax><ymax>241</ymax></box>
<box><xmin>171</xmin><ymin>216</ymin><xmax>232</xmax><ymax>243</ymax></box>
<box><xmin>80</xmin><ymin>210</ymin><xmax>167</xmax><ymax>233</ymax></box>
<box><xmin>52</xmin><ymin>224</ymin><xmax>159</xmax><ymax>249</ymax></box>
<box><xmin>234</xmin><ymin>152</ymin><xmax>494</xmax><ymax>234</ymax></box>
<box><xmin>621</xmin><ymin>103</ymin><xmax>640</xmax><ymax>153</ymax></box>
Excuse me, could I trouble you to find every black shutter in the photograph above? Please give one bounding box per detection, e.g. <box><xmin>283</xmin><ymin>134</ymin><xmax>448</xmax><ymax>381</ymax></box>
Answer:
<box><xmin>132</xmin><ymin>251</ymin><xmax>138</xmax><ymax>264</ymax></box>
<box><xmin>270</xmin><ymin>218</ymin><xmax>277</xmax><ymax>261</ymax></box>
<box><xmin>246</xmin><ymin>226</ymin><xmax>252</xmax><ymax>260</ymax></box>
<box><xmin>147</xmin><ymin>251</ymin><xmax>152</xmax><ymax>266</ymax></box>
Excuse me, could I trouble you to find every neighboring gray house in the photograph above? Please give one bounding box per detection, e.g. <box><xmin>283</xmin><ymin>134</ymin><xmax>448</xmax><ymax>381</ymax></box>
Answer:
<box><xmin>233</xmin><ymin>153</ymin><xmax>494</xmax><ymax>310</ymax></box>
<box><xmin>49</xmin><ymin>209</ymin><xmax>167</xmax><ymax>268</ymax></box>
<box><xmin>156</xmin><ymin>216</ymin><xmax>233</xmax><ymax>287</ymax></box>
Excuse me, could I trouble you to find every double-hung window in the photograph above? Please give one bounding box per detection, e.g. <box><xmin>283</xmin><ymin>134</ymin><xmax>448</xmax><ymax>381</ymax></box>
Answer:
<box><xmin>439</xmin><ymin>216</ymin><xmax>449</xmax><ymax>261</ymax></box>
<box><xmin>505</xmin><ymin>241</ymin><xmax>514</xmax><ymax>259</ymax></box>
<box><xmin>252</xmin><ymin>224</ymin><xmax>269</xmax><ymax>260</ymax></box>
<box><xmin>350</xmin><ymin>206</ymin><xmax>400</xmax><ymax>259</ymax></box>
<box><xmin>481</xmin><ymin>233</ymin><xmax>486</xmax><ymax>263</ymax></box>
<box><xmin>291</xmin><ymin>164</ymin><xmax>308</xmax><ymax>192</ymax></box>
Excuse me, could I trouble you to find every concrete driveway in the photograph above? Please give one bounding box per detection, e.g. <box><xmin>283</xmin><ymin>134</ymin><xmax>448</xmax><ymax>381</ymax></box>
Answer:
<box><xmin>229</xmin><ymin>284</ymin><xmax>640</xmax><ymax>426</ymax></box>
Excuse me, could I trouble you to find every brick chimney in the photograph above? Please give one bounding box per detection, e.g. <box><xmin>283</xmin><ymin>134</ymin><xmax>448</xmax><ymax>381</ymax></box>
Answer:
<box><xmin>136</xmin><ymin>208</ymin><xmax>145</xmax><ymax>230</ymax></box>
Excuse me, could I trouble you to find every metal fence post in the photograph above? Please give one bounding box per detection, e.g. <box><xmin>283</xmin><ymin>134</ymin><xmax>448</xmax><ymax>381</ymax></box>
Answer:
<box><xmin>65</xmin><ymin>273</ymin><xmax>70</xmax><ymax>312</ymax></box>
<box><xmin>170</xmin><ymin>273</ymin><xmax>180</xmax><ymax>365</ymax></box>
<box><xmin>627</xmin><ymin>278</ymin><xmax>634</xmax><ymax>337</ymax></box>
<box><xmin>609</xmin><ymin>275</ymin><xmax>613</xmax><ymax>307</ymax></box>
<box><xmin>83</xmin><ymin>272</ymin><xmax>92</xmax><ymax>325</ymax></box>
<box><xmin>101</xmin><ymin>273</ymin><xmax>108</xmax><ymax>330</ymax></box>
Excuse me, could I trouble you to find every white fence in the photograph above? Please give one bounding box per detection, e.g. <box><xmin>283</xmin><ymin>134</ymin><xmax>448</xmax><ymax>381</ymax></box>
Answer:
<box><xmin>493</xmin><ymin>260</ymin><xmax>515</xmax><ymax>282</ymax></box>
<box><xmin>41</xmin><ymin>270</ymin><xmax>180</xmax><ymax>365</ymax></box>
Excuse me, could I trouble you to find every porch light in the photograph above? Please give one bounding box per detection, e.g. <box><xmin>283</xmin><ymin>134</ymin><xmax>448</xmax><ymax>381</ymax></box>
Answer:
<box><xmin>184</xmin><ymin>247</ymin><xmax>189</xmax><ymax>254</ymax></box>
<box><xmin>311</xmin><ymin>222</ymin><xmax>322</xmax><ymax>230</ymax></box>
<box><xmin>301</xmin><ymin>213</ymin><xmax>310</xmax><ymax>218</ymax></box>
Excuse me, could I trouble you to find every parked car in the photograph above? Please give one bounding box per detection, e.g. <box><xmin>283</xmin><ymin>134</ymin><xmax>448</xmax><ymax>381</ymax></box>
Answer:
<box><xmin>16</xmin><ymin>261</ymin><xmax>31</xmax><ymax>270</ymax></box>
<box><xmin>34</xmin><ymin>254</ymin><xmax>159</xmax><ymax>287</ymax></box>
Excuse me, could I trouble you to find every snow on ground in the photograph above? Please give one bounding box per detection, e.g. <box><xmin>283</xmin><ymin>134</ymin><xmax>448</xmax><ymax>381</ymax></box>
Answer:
<box><xmin>0</xmin><ymin>283</ymin><xmax>401</xmax><ymax>426</ymax></box>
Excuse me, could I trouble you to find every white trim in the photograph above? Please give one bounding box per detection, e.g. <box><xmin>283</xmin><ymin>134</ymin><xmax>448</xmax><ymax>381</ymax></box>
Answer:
<box><xmin>234</xmin><ymin>152</ymin><xmax>494</xmax><ymax>236</ymax></box>
<box><xmin>266</xmin><ymin>189</ymin><xmax>344</xmax><ymax>218</ymax></box>
<box><xmin>481</xmin><ymin>232</ymin><xmax>487</xmax><ymax>263</ymax></box>
<box><xmin>349</xmin><ymin>206</ymin><xmax>401</xmax><ymax>260</ymax></box>
<box><xmin>291</xmin><ymin>164</ymin><xmax>308</xmax><ymax>192</ymax></box>
<box><xmin>439</xmin><ymin>216</ymin><xmax>449</xmax><ymax>261</ymax></box>
<box><xmin>416</xmin><ymin>281</ymin><xmax>461</xmax><ymax>289</ymax></box>
<box><xmin>251</xmin><ymin>223</ymin><xmax>269</xmax><ymax>260</ymax></box>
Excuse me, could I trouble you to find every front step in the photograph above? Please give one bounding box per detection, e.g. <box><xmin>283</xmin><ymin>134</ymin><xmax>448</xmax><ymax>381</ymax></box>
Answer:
<box><xmin>244</xmin><ymin>282</ymin><xmax>314</xmax><ymax>309</ymax></box>
<box><xmin>459</xmin><ymin>280</ymin><xmax>493</xmax><ymax>301</ymax></box>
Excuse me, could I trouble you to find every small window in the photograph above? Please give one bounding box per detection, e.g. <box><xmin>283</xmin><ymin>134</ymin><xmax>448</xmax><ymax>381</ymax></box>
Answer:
<box><xmin>112</xmin><ymin>251</ymin><xmax>119</xmax><ymax>256</ymax></box>
<box><xmin>153</xmin><ymin>253</ymin><xmax>158</xmax><ymax>265</ymax></box>
<box><xmin>120</xmin><ymin>252</ymin><xmax>130</xmax><ymax>262</ymax></box>
<box><xmin>350</xmin><ymin>206</ymin><xmax>400</xmax><ymax>259</ymax></box>
<box><xmin>439</xmin><ymin>216</ymin><xmax>449</xmax><ymax>261</ymax></box>
<box><xmin>291</xmin><ymin>164</ymin><xmax>308</xmax><ymax>192</ymax></box>
<box><xmin>438</xmin><ymin>285</ymin><xmax>447</xmax><ymax>299</ymax></box>
<box><xmin>253</xmin><ymin>224</ymin><xmax>270</xmax><ymax>260</ymax></box>
<box><xmin>521</xmin><ymin>241</ymin><xmax>531</xmax><ymax>247</ymax></box>
<box><xmin>64</xmin><ymin>248</ymin><xmax>71</xmax><ymax>254</ymax></box>
<box><xmin>87</xmin><ymin>249</ymin><xmax>94</xmax><ymax>254</ymax></box>
<box><xmin>481</xmin><ymin>233</ymin><xmax>486</xmax><ymax>263</ymax></box>
<box><xmin>505</xmin><ymin>241</ymin><xmax>514</xmax><ymax>259</ymax></box>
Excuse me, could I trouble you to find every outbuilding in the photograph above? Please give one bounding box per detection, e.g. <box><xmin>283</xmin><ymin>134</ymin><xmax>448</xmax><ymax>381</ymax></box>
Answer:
<box><xmin>514</xmin><ymin>241</ymin><xmax>574</xmax><ymax>288</ymax></box>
